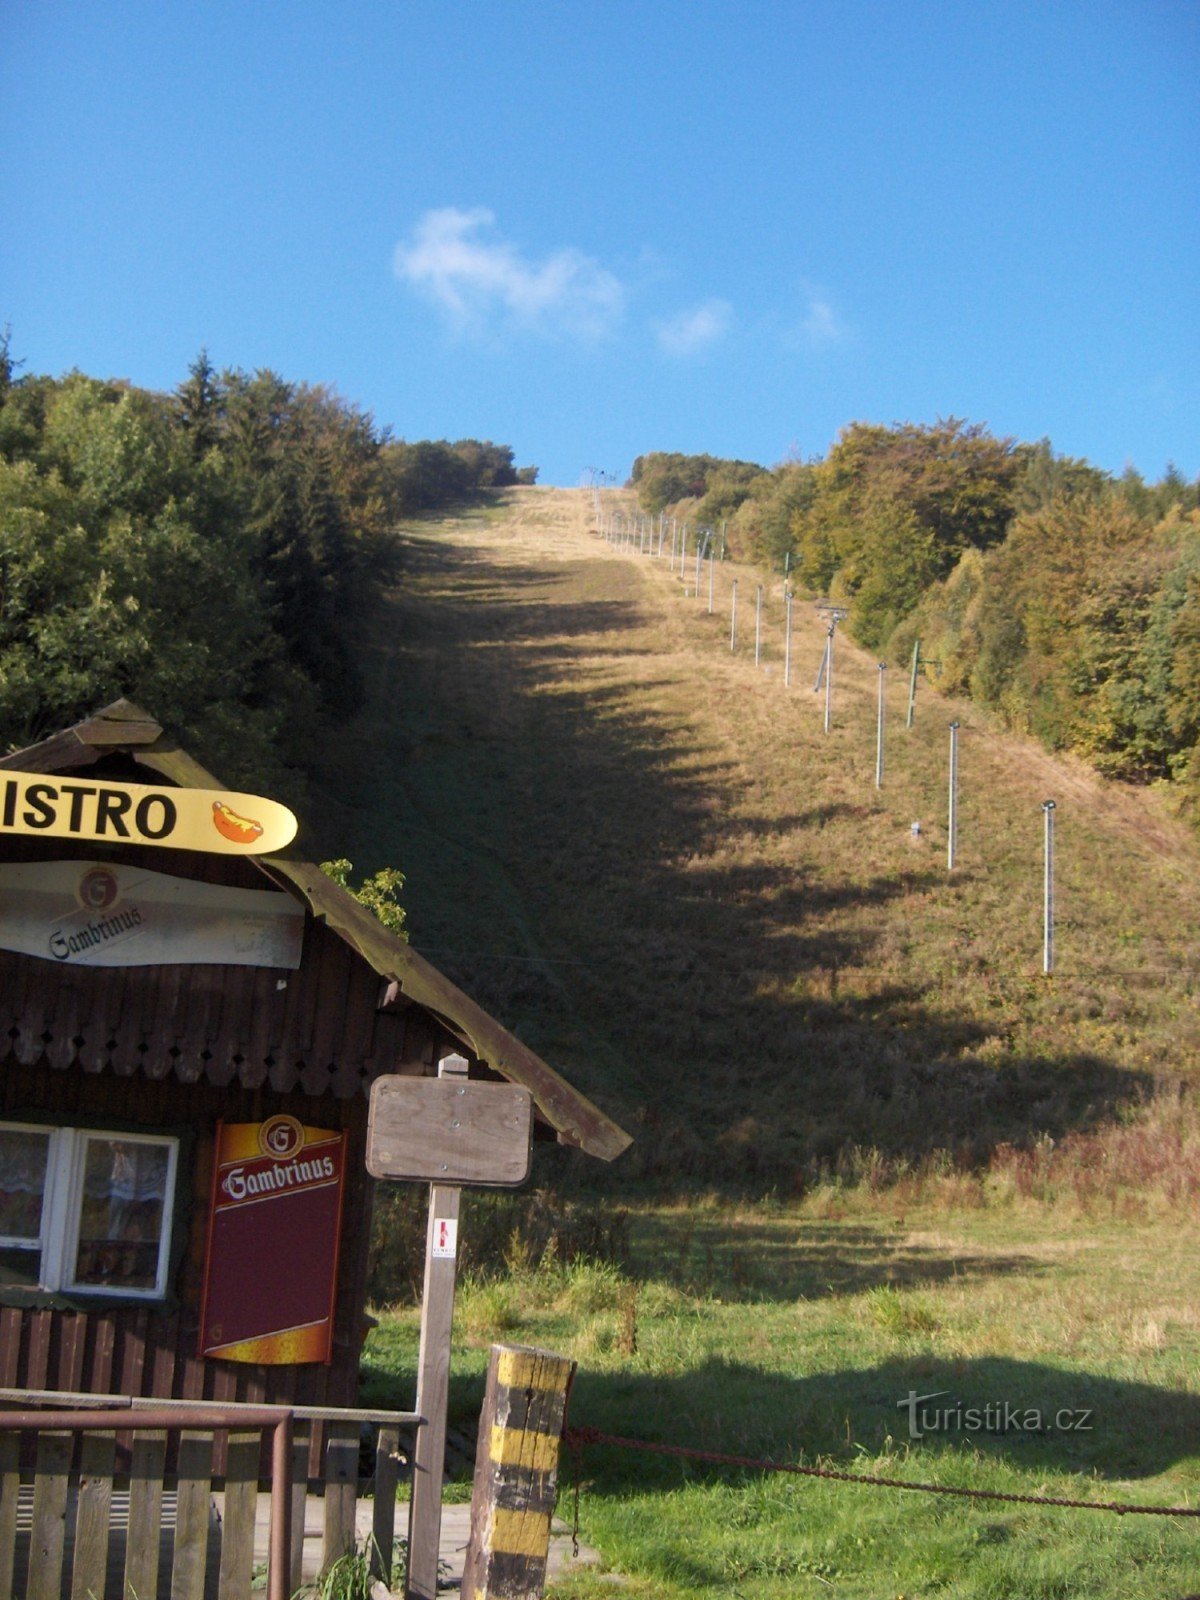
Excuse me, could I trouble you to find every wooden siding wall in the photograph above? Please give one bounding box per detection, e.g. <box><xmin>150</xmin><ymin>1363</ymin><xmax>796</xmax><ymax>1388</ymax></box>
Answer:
<box><xmin>0</xmin><ymin>840</ymin><xmax>444</xmax><ymax>1467</ymax></box>
<box><xmin>0</xmin><ymin>841</ymin><xmax>431</xmax><ymax>1098</ymax></box>
<box><xmin>0</xmin><ymin>1059</ymin><xmax>409</xmax><ymax>1478</ymax></box>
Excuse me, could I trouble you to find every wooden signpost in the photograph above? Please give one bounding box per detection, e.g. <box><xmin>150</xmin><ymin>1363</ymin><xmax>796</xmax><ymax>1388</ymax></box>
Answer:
<box><xmin>367</xmin><ymin>1054</ymin><xmax>535</xmax><ymax>1600</ymax></box>
<box><xmin>367</xmin><ymin>1077</ymin><xmax>533</xmax><ymax>1188</ymax></box>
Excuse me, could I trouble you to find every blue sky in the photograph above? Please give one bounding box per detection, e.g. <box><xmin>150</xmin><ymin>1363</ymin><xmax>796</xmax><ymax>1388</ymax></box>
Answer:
<box><xmin>3</xmin><ymin>1</ymin><xmax>1197</xmax><ymax>485</ymax></box>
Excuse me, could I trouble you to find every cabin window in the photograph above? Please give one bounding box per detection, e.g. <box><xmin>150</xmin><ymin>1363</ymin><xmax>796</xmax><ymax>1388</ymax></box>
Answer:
<box><xmin>0</xmin><ymin>1122</ymin><xmax>179</xmax><ymax>1300</ymax></box>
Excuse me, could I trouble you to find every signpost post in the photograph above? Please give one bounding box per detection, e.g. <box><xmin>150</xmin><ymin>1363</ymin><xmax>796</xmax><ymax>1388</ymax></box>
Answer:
<box><xmin>366</xmin><ymin>1055</ymin><xmax>534</xmax><ymax>1600</ymax></box>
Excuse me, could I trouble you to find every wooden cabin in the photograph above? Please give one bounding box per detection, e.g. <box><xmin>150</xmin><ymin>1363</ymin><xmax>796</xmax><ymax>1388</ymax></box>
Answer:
<box><xmin>0</xmin><ymin>698</ymin><xmax>629</xmax><ymax>1426</ymax></box>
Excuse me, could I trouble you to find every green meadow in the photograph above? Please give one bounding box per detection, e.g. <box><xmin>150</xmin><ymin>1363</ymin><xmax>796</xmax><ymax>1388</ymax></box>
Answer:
<box><xmin>311</xmin><ymin>488</ymin><xmax>1200</xmax><ymax>1598</ymax></box>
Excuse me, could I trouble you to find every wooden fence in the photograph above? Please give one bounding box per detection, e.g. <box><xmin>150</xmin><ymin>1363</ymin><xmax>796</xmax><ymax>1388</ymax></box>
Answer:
<box><xmin>0</xmin><ymin>1393</ymin><xmax>418</xmax><ymax>1600</ymax></box>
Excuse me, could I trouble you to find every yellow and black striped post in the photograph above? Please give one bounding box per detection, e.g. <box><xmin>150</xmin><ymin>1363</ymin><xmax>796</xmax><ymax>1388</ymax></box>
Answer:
<box><xmin>461</xmin><ymin>1344</ymin><xmax>576</xmax><ymax>1600</ymax></box>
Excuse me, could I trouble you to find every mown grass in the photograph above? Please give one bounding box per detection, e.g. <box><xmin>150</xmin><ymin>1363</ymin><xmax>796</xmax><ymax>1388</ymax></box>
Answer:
<box><xmin>362</xmin><ymin>1200</ymin><xmax>1200</xmax><ymax>1598</ymax></box>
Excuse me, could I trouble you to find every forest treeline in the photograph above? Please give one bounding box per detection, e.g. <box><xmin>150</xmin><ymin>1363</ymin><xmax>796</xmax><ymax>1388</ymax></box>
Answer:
<box><xmin>0</xmin><ymin>344</ymin><xmax>535</xmax><ymax>787</ymax></box>
<box><xmin>632</xmin><ymin>426</ymin><xmax>1200</xmax><ymax>810</ymax></box>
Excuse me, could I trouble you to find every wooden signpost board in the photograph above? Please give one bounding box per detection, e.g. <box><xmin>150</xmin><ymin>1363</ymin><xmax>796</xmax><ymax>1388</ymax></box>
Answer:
<box><xmin>367</xmin><ymin>1060</ymin><xmax>534</xmax><ymax>1599</ymax></box>
<box><xmin>366</xmin><ymin>1076</ymin><xmax>533</xmax><ymax>1187</ymax></box>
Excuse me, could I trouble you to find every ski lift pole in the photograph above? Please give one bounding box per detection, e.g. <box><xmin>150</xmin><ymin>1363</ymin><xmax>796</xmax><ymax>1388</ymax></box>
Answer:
<box><xmin>1043</xmin><ymin>800</ymin><xmax>1057</xmax><ymax>974</ymax></box>
<box><xmin>906</xmin><ymin>638</ymin><xmax>921</xmax><ymax>728</ymax></box>
<box><xmin>824</xmin><ymin>627</ymin><xmax>834</xmax><ymax>733</ymax></box>
<box><xmin>784</xmin><ymin>590</ymin><xmax>793</xmax><ymax>686</ymax></box>
<box><xmin>755</xmin><ymin>585</ymin><xmax>763</xmax><ymax>666</ymax></box>
<box><xmin>947</xmin><ymin>721</ymin><xmax>960</xmax><ymax>871</ymax></box>
<box><xmin>813</xmin><ymin>632</ymin><xmax>829</xmax><ymax>693</ymax></box>
<box><xmin>875</xmin><ymin>663</ymin><xmax>886</xmax><ymax>787</ymax></box>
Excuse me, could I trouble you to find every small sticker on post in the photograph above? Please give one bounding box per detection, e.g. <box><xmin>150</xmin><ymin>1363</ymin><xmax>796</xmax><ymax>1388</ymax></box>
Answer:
<box><xmin>432</xmin><ymin>1217</ymin><xmax>458</xmax><ymax>1259</ymax></box>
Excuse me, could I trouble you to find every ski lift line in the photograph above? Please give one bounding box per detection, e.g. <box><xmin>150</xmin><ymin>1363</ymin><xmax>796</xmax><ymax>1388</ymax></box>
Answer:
<box><xmin>584</xmin><ymin>497</ymin><xmax>1192</xmax><ymax>891</ymax></box>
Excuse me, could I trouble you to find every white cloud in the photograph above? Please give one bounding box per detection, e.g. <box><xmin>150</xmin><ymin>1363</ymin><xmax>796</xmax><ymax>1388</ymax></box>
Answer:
<box><xmin>792</xmin><ymin>282</ymin><xmax>850</xmax><ymax>349</ymax></box>
<box><xmin>394</xmin><ymin>207</ymin><xmax>625</xmax><ymax>340</ymax></box>
<box><xmin>654</xmin><ymin>298</ymin><xmax>733</xmax><ymax>356</ymax></box>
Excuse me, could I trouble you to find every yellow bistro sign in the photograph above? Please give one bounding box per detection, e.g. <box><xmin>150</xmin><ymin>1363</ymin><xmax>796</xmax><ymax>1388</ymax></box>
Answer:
<box><xmin>0</xmin><ymin>769</ymin><xmax>298</xmax><ymax>856</ymax></box>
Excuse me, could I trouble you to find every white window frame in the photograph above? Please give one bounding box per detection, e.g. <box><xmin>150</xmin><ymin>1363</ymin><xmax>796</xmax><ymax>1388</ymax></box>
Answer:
<box><xmin>0</xmin><ymin>1121</ymin><xmax>179</xmax><ymax>1301</ymax></box>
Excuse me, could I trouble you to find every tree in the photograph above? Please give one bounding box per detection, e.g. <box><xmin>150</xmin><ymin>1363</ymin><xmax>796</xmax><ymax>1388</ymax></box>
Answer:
<box><xmin>791</xmin><ymin>419</ymin><xmax>1022</xmax><ymax>645</ymax></box>
<box><xmin>175</xmin><ymin>349</ymin><xmax>224</xmax><ymax>460</ymax></box>
<box><xmin>630</xmin><ymin>452</ymin><xmax>764</xmax><ymax>516</ymax></box>
<box><xmin>320</xmin><ymin>858</ymin><xmax>407</xmax><ymax>938</ymax></box>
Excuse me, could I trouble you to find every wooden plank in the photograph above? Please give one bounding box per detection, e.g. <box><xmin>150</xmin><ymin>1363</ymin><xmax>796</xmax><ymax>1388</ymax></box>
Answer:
<box><xmin>208</xmin><ymin>962</ymin><xmax>253</xmax><ymax>1086</ymax></box>
<box><xmin>124</xmin><ymin>1431</ymin><xmax>167</xmax><ymax>1600</ymax></box>
<box><xmin>172</xmin><ymin>968</ymin><xmax>214</xmax><ymax>1084</ymax></box>
<box><xmin>115</xmin><ymin>1305</ymin><xmax>149</xmax><ymax>1464</ymax></box>
<box><xmin>217</xmin><ymin>1430</ymin><xmax>259</xmax><ymax>1600</ymax></box>
<box><xmin>335</xmin><ymin>962</ymin><xmax>379</xmax><ymax>1083</ymax></box>
<box><xmin>0</xmin><ymin>1308</ymin><xmax>22</xmax><ymax>1387</ymax></box>
<box><xmin>78</xmin><ymin>964</ymin><xmax>123</xmax><ymax>1074</ymax></box>
<box><xmin>46</xmin><ymin>968</ymin><xmax>85</xmax><ymax>1072</ymax></box>
<box><xmin>243</xmin><ymin>966</ymin><xmax>286</xmax><ymax>1090</ymax></box>
<box><xmin>12</xmin><ymin>986</ymin><xmax>43</xmax><ymax>1064</ymax></box>
<box><xmin>322</xmin><ymin>1423</ymin><xmax>359</xmax><ymax>1573</ymax></box>
<box><xmin>150</xmin><ymin>1308</ymin><xmax>180</xmax><ymax>1400</ymax></box>
<box><xmin>111</xmin><ymin>962</ymin><xmax>155</xmax><ymax>1076</ymax></box>
<box><xmin>27</xmin><ymin>1430</ymin><xmax>72</xmax><ymax>1600</ymax></box>
<box><xmin>70</xmin><ymin>1431</ymin><xmax>116</xmax><ymax>1600</ymax></box>
<box><xmin>0</xmin><ymin>1431</ymin><xmax>19</xmax><ymax>1600</ymax></box>
<box><xmin>288</xmin><ymin>1420</ymin><xmax>311</xmax><ymax>1599</ymax></box>
<box><xmin>368</xmin><ymin>1077</ymin><xmax>533</xmax><ymax>1185</ymax></box>
<box><xmin>146</xmin><ymin>963</ymin><xmax>186</xmax><ymax>1079</ymax></box>
<box><xmin>58</xmin><ymin>1310</ymin><xmax>88</xmax><ymax>1393</ymax></box>
<box><xmin>209</xmin><ymin>1364</ymin><xmax>238</xmax><ymax>1477</ymax></box>
<box><xmin>26</xmin><ymin>1308</ymin><xmax>53</xmax><ymax>1391</ymax></box>
<box><xmin>170</xmin><ymin>1430</ymin><xmax>212</xmax><ymax>1600</ymax></box>
<box><xmin>88</xmin><ymin>1313</ymin><xmax>116</xmax><ymax>1395</ymax></box>
<box><xmin>370</xmin><ymin>1425</ymin><xmax>401</xmax><ymax>1589</ymax></box>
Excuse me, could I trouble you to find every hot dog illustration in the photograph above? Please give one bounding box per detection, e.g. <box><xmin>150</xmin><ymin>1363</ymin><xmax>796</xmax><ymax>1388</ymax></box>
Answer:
<box><xmin>212</xmin><ymin>800</ymin><xmax>265</xmax><ymax>845</ymax></box>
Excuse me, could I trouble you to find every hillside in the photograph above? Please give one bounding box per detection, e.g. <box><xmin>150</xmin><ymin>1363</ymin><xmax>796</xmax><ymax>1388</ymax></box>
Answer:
<box><xmin>305</xmin><ymin>487</ymin><xmax>1200</xmax><ymax>1192</ymax></box>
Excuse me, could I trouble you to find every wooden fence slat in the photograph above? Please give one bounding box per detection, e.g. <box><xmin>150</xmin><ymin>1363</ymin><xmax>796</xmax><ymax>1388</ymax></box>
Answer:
<box><xmin>70</xmin><ymin>1431</ymin><xmax>116</xmax><ymax>1600</ymax></box>
<box><xmin>0</xmin><ymin>1431</ymin><xmax>20</xmax><ymax>1600</ymax></box>
<box><xmin>289</xmin><ymin>1419</ymin><xmax>310</xmax><ymax>1599</ymax></box>
<box><xmin>170</xmin><ymin>1429</ymin><xmax>213</xmax><ymax>1600</ymax></box>
<box><xmin>371</xmin><ymin>1424</ymin><xmax>401</xmax><ymax>1588</ymax></box>
<box><xmin>27</xmin><ymin>1430</ymin><xmax>72</xmax><ymax>1600</ymax></box>
<box><xmin>125</xmin><ymin>1430</ymin><xmax>167</xmax><ymax>1600</ymax></box>
<box><xmin>217</xmin><ymin>1430</ymin><xmax>260</xmax><ymax>1600</ymax></box>
<box><xmin>322</xmin><ymin>1423</ymin><xmax>359</xmax><ymax>1573</ymax></box>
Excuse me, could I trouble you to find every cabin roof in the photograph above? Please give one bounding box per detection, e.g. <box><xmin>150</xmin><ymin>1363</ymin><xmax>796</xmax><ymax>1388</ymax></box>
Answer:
<box><xmin>1</xmin><ymin>700</ymin><xmax>631</xmax><ymax>1161</ymax></box>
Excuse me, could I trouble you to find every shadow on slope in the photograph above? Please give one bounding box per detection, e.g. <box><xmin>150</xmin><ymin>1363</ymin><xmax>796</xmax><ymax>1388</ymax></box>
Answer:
<box><xmin>307</xmin><ymin>525</ymin><xmax>1162</xmax><ymax>1190</ymax></box>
